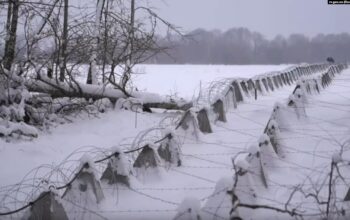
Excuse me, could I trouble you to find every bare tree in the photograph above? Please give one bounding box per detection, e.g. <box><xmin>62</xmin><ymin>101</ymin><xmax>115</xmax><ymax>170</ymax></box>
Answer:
<box><xmin>59</xmin><ymin>0</ymin><xmax>68</xmax><ymax>81</ymax></box>
<box><xmin>119</xmin><ymin>0</ymin><xmax>134</xmax><ymax>89</ymax></box>
<box><xmin>0</xmin><ymin>0</ymin><xmax>190</xmax><ymax>117</ymax></box>
<box><xmin>3</xmin><ymin>0</ymin><xmax>19</xmax><ymax>70</ymax></box>
<box><xmin>86</xmin><ymin>0</ymin><xmax>105</xmax><ymax>85</ymax></box>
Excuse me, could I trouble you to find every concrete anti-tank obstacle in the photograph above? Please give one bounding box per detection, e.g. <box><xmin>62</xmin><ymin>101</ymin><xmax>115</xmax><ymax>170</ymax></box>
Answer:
<box><xmin>264</xmin><ymin>119</ymin><xmax>283</xmax><ymax>156</ymax></box>
<box><xmin>232</xmin><ymin>81</ymin><xmax>244</xmax><ymax>102</ymax></box>
<box><xmin>344</xmin><ymin>188</ymin><xmax>350</xmax><ymax>201</ymax></box>
<box><xmin>100</xmin><ymin>151</ymin><xmax>131</xmax><ymax>187</ymax></box>
<box><xmin>133</xmin><ymin>145</ymin><xmax>159</xmax><ymax>169</ymax></box>
<box><xmin>212</xmin><ymin>99</ymin><xmax>227</xmax><ymax>122</ymax></box>
<box><xmin>196</xmin><ymin>108</ymin><xmax>213</xmax><ymax>133</ymax></box>
<box><xmin>247</xmin><ymin>79</ymin><xmax>255</xmax><ymax>92</ymax></box>
<box><xmin>27</xmin><ymin>191</ymin><xmax>69</xmax><ymax>220</ymax></box>
<box><xmin>247</xmin><ymin>79</ymin><xmax>257</xmax><ymax>100</ymax></box>
<box><xmin>277</xmin><ymin>75</ymin><xmax>283</xmax><ymax>87</ymax></box>
<box><xmin>267</xmin><ymin>77</ymin><xmax>274</xmax><ymax>91</ymax></box>
<box><xmin>62</xmin><ymin>162</ymin><xmax>105</xmax><ymax>204</ymax></box>
<box><xmin>157</xmin><ymin>133</ymin><xmax>182</xmax><ymax>167</ymax></box>
<box><xmin>284</xmin><ymin>73</ymin><xmax>291</xmax><ymax>85</ymax></box>
<box><xmin>288</xmin><ymin>72</ymin><xmax>295</xmax><ymax>83</ymax></box>
<box><xmin>245</xmin><ymin>145</ymin><xmax>268</xmax><ymax>189</ymax></box>
<box><xmin>240</xmin><ymin>81</ymin><xmax>250</xmax><ymax>96</ymax></box>
<box><xmin>280</xmin><ymin>73</ymin><xmax>287</xmax><ymax>85</ymax></box>
<box><xmin>176</xmin><ymin>110</ymin><xmax>196</xmax><ymax>131</ymax></box>
<box><xmin>272</xmin><ymin>76</ymin><xmax>280</xmax><ymax>89</ymax></box>
<box><xmin>261</xmin><ymin>78</ymin><xmax>269</xmax><ymax>92</ymax></box>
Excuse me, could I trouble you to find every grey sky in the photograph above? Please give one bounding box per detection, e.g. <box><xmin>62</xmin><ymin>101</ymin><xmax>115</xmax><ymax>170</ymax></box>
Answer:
<box><xmin>151</xmin><ymin>0</ymin><xmax>350</xmax><ymax>39</ymax></box>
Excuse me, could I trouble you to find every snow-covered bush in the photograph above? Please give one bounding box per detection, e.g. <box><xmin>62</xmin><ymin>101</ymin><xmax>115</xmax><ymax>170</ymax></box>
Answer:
<box><xmin>0</xmin><ymin>70</ymin><xmax>38</xmax><ymax>139</ymax></box>
<box><xmin>93</xmin><ymin>98</ymin><xmax>113</xmax><ymax>113</ymax></box>
<box><xmin>115</xmin><ymin>97</ymin><xmax>142</xmax><ymax>112</ymax></box>
<box><xmin>0</xmin><ymin>68</ymin><xmax>116</xmax><ymax>141</ymax></box>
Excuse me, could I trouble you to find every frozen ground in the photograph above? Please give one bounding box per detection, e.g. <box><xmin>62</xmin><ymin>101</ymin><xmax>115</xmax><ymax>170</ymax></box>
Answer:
<box><xmin>1</xmin><ymin>65</ymin><xmax>350</xmax><ymax>220</ymax></box>
<box><xmin>132</xmin><ymin>64</ymin><xmax>292</xmax><ymax>99</ymax></box>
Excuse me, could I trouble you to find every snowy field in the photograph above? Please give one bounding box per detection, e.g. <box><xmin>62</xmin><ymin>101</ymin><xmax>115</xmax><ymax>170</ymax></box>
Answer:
<box><xmin>1</xmin><ymin>64</ymin><xmax>350</xmax><ymax>220</ymax></box>
<box><xmin>132</xmin><ymin>64</ymin><xmax>292</xmax><ymax>99</ymax></box>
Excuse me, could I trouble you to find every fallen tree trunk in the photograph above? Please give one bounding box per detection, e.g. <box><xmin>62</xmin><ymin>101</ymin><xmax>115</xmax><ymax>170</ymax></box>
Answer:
<box><xmin>1</xmin><ymin>66</ymin><xmax>192</xmax><ymax>111</ymax></box>
<box><xmin>143</xmin><ymin>102</ymin><xmax>192</xmax><ymax>111</ymax></box>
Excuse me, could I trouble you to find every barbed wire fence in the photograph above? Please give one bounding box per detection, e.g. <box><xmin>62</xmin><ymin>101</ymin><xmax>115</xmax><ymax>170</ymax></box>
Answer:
<box><xmin>1</xmin><ymin>63</ymin><xmax>350</xmax><ymax>219</ymax></box>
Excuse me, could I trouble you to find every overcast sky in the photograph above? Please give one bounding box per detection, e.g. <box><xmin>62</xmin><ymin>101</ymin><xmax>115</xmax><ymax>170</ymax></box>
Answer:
<box><xmin>151</xmin><ymin>0</ymin><xmax>350</xmax><ymax>39</ymax></box>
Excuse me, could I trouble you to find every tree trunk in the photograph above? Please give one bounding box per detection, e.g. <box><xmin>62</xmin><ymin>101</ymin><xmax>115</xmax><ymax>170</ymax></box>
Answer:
<box><xmin>87</xmin><ymin>0</ymin><xmax>105</xmax><ymax>85</ymax></box>
<box><xmin>101</xmin><ymin>0</ymin><xmax>109</xmax><ymax>83</ymax></box>
<box><xmin>0</xmin><ymin>64</ymin><xmax>192</xmax><ymax>111</ymax></box>
<box><xmin>3</xmin><ymin>0</ymin><xmax>19</xmax><ymax>71</ymax></box>
<box><xmin>59</xmin><ymin>0</ymin><xmax>69</xmax><ymax>82</ymax></box>
<box><xmin>119</xmin><ymin>0</ymin><xmax>135</xmax><ymax>88</ymax></box>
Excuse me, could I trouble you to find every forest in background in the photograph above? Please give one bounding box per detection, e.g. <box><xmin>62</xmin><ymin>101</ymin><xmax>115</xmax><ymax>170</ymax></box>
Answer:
<box><xmin>2</xmin><ymin>27</ymin><xmax>350</xmax><ymax>66</ymax></box>
<box><xmin>152</xmin><ymin>28</ymin><xmax>350</xmax><ymax>64</ymax></box>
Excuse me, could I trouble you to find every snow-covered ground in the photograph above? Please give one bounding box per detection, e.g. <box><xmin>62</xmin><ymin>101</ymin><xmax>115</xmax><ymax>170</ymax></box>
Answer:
<box><xmin>1</xmin><ymin>64</ymin><xmax>350</xmax><ymax>220</ymax></box>
<box><xmin>132</xmin><ymin>64</ymin><xmax>292</xmax><ymax>99</ymax></box>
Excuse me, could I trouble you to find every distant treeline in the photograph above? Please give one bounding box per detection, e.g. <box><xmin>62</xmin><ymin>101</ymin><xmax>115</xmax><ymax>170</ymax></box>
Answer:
<box><xmin>151</xmin><ymin>28</ymin><xmax>350</xmax><ymax>64</ymax></box>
